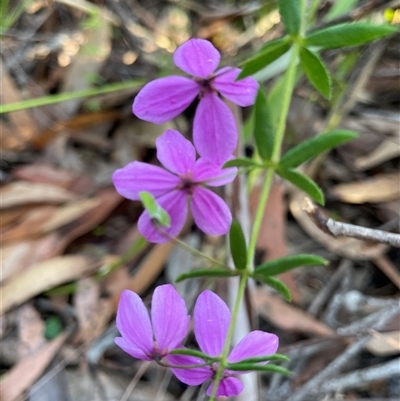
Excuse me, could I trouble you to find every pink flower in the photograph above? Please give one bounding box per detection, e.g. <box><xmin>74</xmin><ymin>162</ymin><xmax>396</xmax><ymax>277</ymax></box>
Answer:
<box><xmin>115</xmin><ymin>285</ymin><xmax>190</xmax><ymax>361</ymax></box>
<box><xmin>168</xmin><ymin>291</ymin><xmax>279</xmax><ymax>397</ymax></box>
<box><xmin>132</xmin><ymin>38</ymin><xmax>258</xmax><ymax>165</ymax></box>
<box><xmin>112</xmin><ymin>129</ymin><xmax>238</xmax><ymax>243</ymax></box>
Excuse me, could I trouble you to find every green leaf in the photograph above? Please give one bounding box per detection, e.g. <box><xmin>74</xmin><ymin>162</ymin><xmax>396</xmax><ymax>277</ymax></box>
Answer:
<box><xmin>280</xmin><ymin>130</ymin><xmax>358</xmax><ymax>169</ymax></box>
<box><xmin>176</xmin><ymin>268</ymin><xmax>237</xmax><ymax>282</ymax></box>
<box><xmin>229</xmin><ymin>220</ymin><xmax>247</xmax><ymax>270</ymax></box>
<box><xmin>255</xmin><ymin>254</ymin><xmax>328</xmax><ymax>276</ymax></box>
<box><xmin>305</xmin><ymin>23</ymin><xmax>397</xmax><ymax>49</ymax></box>
<box><xmin>169</xmin><ymin>348</ymin><xmax>216</xmax><ymax>361</ymax></box>
<box><xmin>238</xmin><ymin>37</ymin><xmax>291</xmax><ymax>78</ymax></box>
<box><xmin>254</xmin><ymin>276</ymin><xmax>292</xmax><ymax>302</ymax></box>
<box><xmin>231</xmin><ymin>354</ymin><xmax>290</xmax><ymax>364</ymax></box>
<box><xmin>139</xmin><ymin>191</ymin><xmax>170</xmax><ymax>227</ymax></box>
<box><xmin>277</xmin><ymin>169</ymin><xmax>325</xmax><ymax>205</ymax></box>
<box><xmin>253</xmin><ymin>87</ymin><xmax>275</xmax><ymax>161</ymax></box>
<box><xmin>223</xmin><ymin>158</ymin><xmax>262</xmax><ymax>169</ymax></box>
<box><xmin>325</xmin><ymin>0</ymin><xmax>358</xmax><ymax>21</ymax></box>
<box><xmin>300</xmin><ymin>47</ymin><xmax>332</xmax><ymax>99</ymax></box>
<box><xmin>226</xmin><ymin>362</ymin><xmax>291</xmax><ymax>375</ymax></box>
<box><xmin>279</xmin><ymin>0</ymin><xmax>302</xmax><ymax>35</ymax></box>
<box><xmin>44</xmin><ymin>316</ymin><xmax>63</xmax><ymax>340</ymax></box>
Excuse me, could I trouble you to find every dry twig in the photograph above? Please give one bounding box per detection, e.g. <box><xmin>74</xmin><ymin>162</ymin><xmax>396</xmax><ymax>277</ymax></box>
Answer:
<box><xmin>303</xmin><ymin>198</ymin><xmax>400</xmax><ymax>248</ymax></box>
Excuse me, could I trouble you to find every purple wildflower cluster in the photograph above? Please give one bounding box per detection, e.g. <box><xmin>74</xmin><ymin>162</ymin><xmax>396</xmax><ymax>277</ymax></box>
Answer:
<box><xmin>116</xmin><ymin>285</ymin><xmax>279</xmax><ymax>397</ymax></box>
<box><xmin>112</xmin><ymin>39</ymin><xmax>275</xmax><ymax>398</ymax></box>
<box><xmin>112</xmin><ymin>38</ymin><xmax>258</xmax><ymax>243</ymax></box>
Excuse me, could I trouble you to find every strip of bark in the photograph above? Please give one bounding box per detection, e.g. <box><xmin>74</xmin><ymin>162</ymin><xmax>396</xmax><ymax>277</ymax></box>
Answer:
<box><xmin>303</xmin><ymin>198</ymin><xmax>400</xmax><ymax>248</ymax></box>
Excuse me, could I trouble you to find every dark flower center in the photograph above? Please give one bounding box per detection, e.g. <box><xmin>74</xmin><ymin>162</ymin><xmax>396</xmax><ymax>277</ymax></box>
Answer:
<box><xmin>194</xmin><ymin>76</ymin><xmax>216</xmax><ymax>98</ymax></box>
<box><xmin>177</xmin><ymin>175</ymin><xmax>196</xmax><ymax>195</ymax></box>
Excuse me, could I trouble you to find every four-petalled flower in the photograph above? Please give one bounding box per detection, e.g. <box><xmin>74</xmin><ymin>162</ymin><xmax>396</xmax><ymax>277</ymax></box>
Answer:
<box><xmin>112</xmin><ymin>129</ymin><xmax>237</xmax><ymax>243</ymax></box>
<box><xmin>167</xmin><ymin>290</ymin><xmax>279</xmax><ymax>397</ymax></box>
<box><xmin>115</xmin><ymin>285</ymin><xmax>189</xmax><ymax>361</ymax></box>
<box><xmin>132</xmin><ymin>38</ymin><xmax>258</xmax><ymax>165</ymax></box>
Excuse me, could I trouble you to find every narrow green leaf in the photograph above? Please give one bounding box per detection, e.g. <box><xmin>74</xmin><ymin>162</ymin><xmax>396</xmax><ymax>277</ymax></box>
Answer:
<box><xmin>253</xmin><ymin>87</ymin><xmax>274</xmax><ymax>160</ymax></box>
<box><xmin>229</xmin><ymin>220</ymin><xmax>247</xmax><ymax>270</ymax></box>
<box><xmin>238</xmin><ymin>37</ymin><xmax>291</xmax><ymax>78</ymax></box>
<box><xmin>0</xmin><ymin>79</ymin><xmax>144</xmax><ymax>114</ymax></box>
<box><xmin>305</xmin><ymin>23</ymin><xmax>397</xmax><ymax>49</ymax></box>
<box><xmin>279</xmin><ymin>0</ymin><xmax>302</xmax><ymax>35</ymax></box>
<box><xmin>255</xmin><ymin>254</ymin><xmax>328</xmax><ymax>276</ymax></box>
<box><xmin>169</xmin><ymin>349</ymin><xmax>216</xmax><ymax>361</ymax></box>
<box><xmin>231</xmin><ymin>354</ymin><xmax>290</xmax><ymax>364</ymax></box>
<box><xmin>176</xmin><ymin>268</ymin><xmax>237</xmax><ymax>282</ymax></box>
<box><xmin>223</xmin><ymin>158</ymin><xmax>262</xmax><ymax>169</ymax></box>
<box><xmin>139</xmin><ymin>191</ymin><xmax>170</xmax><ymax>227</ymax></box>
<box><xmin>325</xmin><ymin>0</ymin><xmax>358</xmax><ymax>21</ymax></box>
<box><xmin>277</xmin><ymin>169</ymin><xmax>325</xmax><ymax>205</ymax></box>
<box><xmin>280</xmin><ymin>130</ymin><xmax>358</xmax><ymax>169</ymax></box>
<box><xmin>254</xmin><ymin>276</ymin><xmax>292</xmax><ymax>302</ymax></box>
<box><xmin>300</xmin><ymin>47</ymin><xmax>332</xmax><ymax>99</ymax></box>
<box><xmin>226</xmin><ymin>363</ymin><xmax>291</xmax><ymax>375</ymax></box>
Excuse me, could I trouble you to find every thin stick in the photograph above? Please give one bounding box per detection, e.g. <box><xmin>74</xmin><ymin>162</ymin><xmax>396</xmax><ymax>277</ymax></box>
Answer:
<box><xmin>303</xmin><ymin>198</ymin><xmax>400</xmax><ymax>248</ymax></box>
<box><xmin>119</xmin><ymin>362</ymin><xmax>151</xmax><ymax>401</ymax></box>
<box><xmin>288</xmin><ymin>303</ymin><xmax>400</xmax><ymax>401</ymax></box>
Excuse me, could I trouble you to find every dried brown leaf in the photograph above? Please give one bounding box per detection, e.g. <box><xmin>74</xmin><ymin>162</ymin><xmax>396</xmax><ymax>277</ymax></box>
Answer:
<box><xmin>0</xmin><ymin>255</ymin><xmax>100</xmax><ymax>314</ymax></box>
<box><xmin>0</xmin><ymin>182</ymin><xmax>78</xmax><ymax>209</ymax></box>
<box><xmin>1</xmin><ymin>233</ymin><xmax>66</xmax><ymax>283</ymax></box>
<box><xmin>355</xmin><ymin>138</ymin><xmax>400</xmax><ymax>170</ymax></box>
<box><xmin>74</xmin><ymin>278</ymin><xmax>113</xmax><ymax>345</ymax></box>
<box><xmin>0</xmin><ymin>332</ymin><xmax>68</xmax><ymax>401</ymax></box>
<box><xmin>331</xmin><ymin>173</ymin><xmax>400</xmax><ymax>204</ymax></box>
<box><xmin>254</xmin><ymin>288</ymin><xmax>334</xmax><ymax>337</ymax></box>
<box><xmin>13</xmin><ymin>164</ymin><xmax>78</xmax><ymax>188</ymax></box>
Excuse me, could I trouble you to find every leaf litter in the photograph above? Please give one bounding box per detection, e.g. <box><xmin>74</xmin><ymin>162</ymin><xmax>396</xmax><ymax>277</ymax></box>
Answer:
<box><xmin>0</xmin><ymin>1</ymin><xmax>399</xmax><ymax>400</ymax></box>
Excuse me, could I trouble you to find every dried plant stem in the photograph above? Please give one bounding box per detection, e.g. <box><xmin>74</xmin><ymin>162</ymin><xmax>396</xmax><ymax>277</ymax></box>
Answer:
<box><xmin>289</xmin><ymin>303</ymin><xmax>400</xmax><ymax>401</ymax></box>
<box><xmin>317</xmin><ymin>357</ymin><xmax>400</xmax><ymax>393</ymax></box>
<box><xmin>303</xmin><ymin>198</ymin><xmax>400</xmax><ymax>248</ymax></box>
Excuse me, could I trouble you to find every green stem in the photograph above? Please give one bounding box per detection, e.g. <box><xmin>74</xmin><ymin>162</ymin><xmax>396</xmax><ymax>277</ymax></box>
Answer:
<box><xmin>170</xmin><ymin>236</ymin><xmax>230</xmax><ymax>270</ymax></box>
<box><xmin>209</xmin><ymin>272</ymin><xmax>248</xmax><ymax>400</ymax></box>
<box><xmin>247</xmin><ymin>43</ymin><xmax>301</xmax><ymax>271</ymax></box>
<box><xmin>0</xmin><ymin>79</ymin><xmax>144</xmax><ymax>113</ymax></box>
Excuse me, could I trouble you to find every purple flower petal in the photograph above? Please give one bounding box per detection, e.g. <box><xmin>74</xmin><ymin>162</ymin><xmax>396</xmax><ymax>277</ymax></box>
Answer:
<box><xmin>116</xmin><ymin>290</ymin><xmax>153</xmax><ymax>357</ymax></box>
<box><xmin>151</xmin><ymin>284</ymin><xmax>190</xmax><ymax>351</ymax></box>
<box><xmin>194</xmin><ymin>290</ymin><xmax>231</xmax><ymax>356</ymax></box>
<box><xmin>112</xmin><ymin>161</ymin><xmax>179</xmax><ymax>201</ymax></box>
<box><xmin>138</xmin><ymin>190</ymin><xmax>188</xmax><ymax>243</ymax></box>
<box><xmin>193</xmin><ymin>158</ymin><xmax>238</xmax><ymax>187</ymax></box>
<box><xmin>174</xmin><ymin>39</ymin><xmax>220</xmax><ymax>78</ymax></box>
<box><xmin>114</xmin><ymin>337</ymin><xmax>152</xmax><ymax>361</ymax></box>
<box><xmin>132</xmin><ymin>76</ymin><xmax>199</xmax><ymax>123</ymax></box>
<box><xmin>156</xmin><ymin>130</ymin><xmax>196</xmax><ymax>175</ymax></box>
<box><xmin>191</xmin><ymin>187</ymin><xmax>232</xmax><ymax>236</ymax></box>
<box><xmin>167</xmin><ymin>354</ymin><xmax>213</xmax><ymax>385</ymax></box>
<box><xmin>193</xmin><ymin>92</ymin><xmax>237</xmax><ymax>165</ymax></box>
<box><xmin>206</xmin><ymin>377</ymin><xmax>244</xmax><ymax>397</ymax></box>
<box><xmin>213</xmin><ymin>67</ymin><xmax>259</xmax><ymax>107</ymax></box>
<box><xmin>228</xmin><ymin>330</ymin><xmax>279</xmax><ymax>364</ymax></box>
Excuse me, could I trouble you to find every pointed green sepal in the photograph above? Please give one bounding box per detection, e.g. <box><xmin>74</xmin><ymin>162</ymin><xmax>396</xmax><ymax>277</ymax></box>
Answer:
<box><xmin>139</xmin><ymin>191</ymin><xmax>170</xmax><ymax>227</ymax></box>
